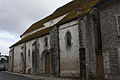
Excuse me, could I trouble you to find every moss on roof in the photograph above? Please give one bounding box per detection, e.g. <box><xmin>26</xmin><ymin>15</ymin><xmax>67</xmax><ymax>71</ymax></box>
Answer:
<box><xmin>58</xmin><ymin>8</ymin><xmax>91</xmax><ymax>25</ymax></box>
<box><xmin>11</xmin><ymin>27</ymin><xmax>50</xmax><ymax>47</ymax></box>
<box><xmin>11</xmin><ymin>0</ymin><xmax>99</xmax><ymax>47</ymax></box>
<box><xmin>21</xmin><ymin>0</ymin><xmax>99</xmax><ymax>36</ymax></box>
<box><xmin>58</xmin><ymin>0</ymin><xmax>99</xmax><ymax>24</ymax></box>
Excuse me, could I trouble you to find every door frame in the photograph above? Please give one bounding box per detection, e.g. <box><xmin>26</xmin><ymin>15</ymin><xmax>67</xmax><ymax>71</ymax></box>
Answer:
<box><xmin>42</xmin><ymin>50</ymin><xmax>50</xmax><ymax>75</ymax></box>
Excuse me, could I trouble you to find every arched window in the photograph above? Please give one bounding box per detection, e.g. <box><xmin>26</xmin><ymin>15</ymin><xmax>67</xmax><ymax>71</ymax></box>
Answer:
<box><xmin>66</xmin><ymin>31</ymin><xmax>71</xmax><ymax>46</ymax></box>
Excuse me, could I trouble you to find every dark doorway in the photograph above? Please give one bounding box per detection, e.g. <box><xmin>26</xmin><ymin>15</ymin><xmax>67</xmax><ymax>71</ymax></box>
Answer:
<box><xmin>32</xmin><ymin>51</ymin><xmax>37</xmax><ymax>73</ymax></box>
<box><xmin>21</xmin><ymin>53</ymin><xmax>25</xmax><ymax>73</ymax></box>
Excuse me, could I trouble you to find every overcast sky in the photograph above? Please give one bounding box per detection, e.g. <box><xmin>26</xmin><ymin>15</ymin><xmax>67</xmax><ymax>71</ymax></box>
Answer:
<box><xmin>0</xmin><ymin>0</ymin><xmax>72</xmax><ymax>55</ymax></box>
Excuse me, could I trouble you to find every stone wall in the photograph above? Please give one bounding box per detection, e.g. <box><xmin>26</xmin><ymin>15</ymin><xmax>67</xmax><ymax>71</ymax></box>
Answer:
<box><xmin>102</xmin><ymin>51</ymin><xmax>110</xmax><ymax>79</ymax></box>
<box><xmin>25</xmin><ymin>40</ymin><xmax>35</xmax><ymax>74</ymax></box>
<box><xmin>50</xmin><ymin>26</ymin><xmax>60</xmax><ymax>77</ymax></box>
<box><xmin>59</xmin><ymin>20</ymin><xmax>80</xmax><ymax>77</ymax></box>
<box><xmin>38</xmin><ymin>35</ymin><xmax>50</xmax><ymax>74</ymax></box>
<box><xmin>10</xmin><ymin>34</ymin><xmax>51</xmax><ymax>74</ymax></box>
<box><xmin>8</xmin><ymin>47</ymin><xmax>14</xmax><ymax>72</ymax></box>
<box><xmin>77</xmin><ymin>11</ymin><xmax>103</xmax><ymax>79</ymax></box>
<box><xmin>83</xmin><ymin>16</ymin><xmax>97</xmax><ymax>78</ymax></box>
<box><xmin>13</xmin><ymin>44</ymin><xmax>23</xmax><ymax>73</ymax></box>
<box><xmin>99</xmin><ymin>0</ymin><xmax>120</xmax><ymax>79</ymax></box>
<box><xmin>25</xmin><ymin>35</ymin><xmax>50</xmax><ymax>74</ymax></box>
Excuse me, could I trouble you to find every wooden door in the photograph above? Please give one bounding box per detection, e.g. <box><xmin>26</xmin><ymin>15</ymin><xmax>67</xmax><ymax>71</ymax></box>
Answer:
<box><xmin>80</xmin><ymin>48</ymin><xmax>86</xmax><ymax>78</ymax></box>
<box><xmin>45</xmin><ymin>53</ymin><xmax>50</xmax><ymax>74</ymax></box>
<box><xmin>96</xmin><ymin>54</ymin><xmax>104</xmax><ymax>80</ymax></box>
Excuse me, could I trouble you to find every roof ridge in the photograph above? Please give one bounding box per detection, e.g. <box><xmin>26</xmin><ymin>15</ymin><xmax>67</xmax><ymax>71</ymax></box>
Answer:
<box><xmin>21</xmin><ymin>0</ymin><xmax>78</xmax><ymax>36</ymax></box>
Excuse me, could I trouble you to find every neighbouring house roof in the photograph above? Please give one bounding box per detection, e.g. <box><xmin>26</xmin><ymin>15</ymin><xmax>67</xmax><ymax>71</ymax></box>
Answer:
<box><xmin>0</xmin><ymin>56</ymin><xmax>7</xmax><ymax>60</ymax></box>
<box><xmin>10</xmin><ymin>0</ymin><xmax>100</xmax><ymax>48</ymax></box>
<box><xmin>21</xmin><ymin>0</ymin><xmax>99</xmax><ymax>36</ymax></box>
<box><xmin>10</xmin><ymin>27</ymin><xmax>50</xmax><ymax>48</ymax></box>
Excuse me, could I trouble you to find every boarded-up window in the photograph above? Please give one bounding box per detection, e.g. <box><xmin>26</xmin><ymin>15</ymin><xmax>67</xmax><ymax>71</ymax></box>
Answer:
<box><xmin>116</xmin><ymin>15</ymin><xmax>120</xmax><ymax>35</ymax></box>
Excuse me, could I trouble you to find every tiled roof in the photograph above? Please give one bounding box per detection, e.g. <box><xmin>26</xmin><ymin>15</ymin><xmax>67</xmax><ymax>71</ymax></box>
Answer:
<box><xmin>10</xmin><ymin>27</ymin><xmax>50</xmax><ymax>47</ymax></box>
<box><xmin>58</xmin><ymin>0</ymin><xmax>99</xmax><ymax>25</ymax></box>
<box><xmin>21</xmin><ymin>0</ymin><xmax>99</xmax><ymax>36</ymax></box>
<box><xmin>58</xmin><ymin>8</ymin><xmax>91</xmax><ymax>25</ymax></box>
<box><xmin>10</xmin><ymin>0</ymin><xmax>99</xmax><ymax>47</ymax></box>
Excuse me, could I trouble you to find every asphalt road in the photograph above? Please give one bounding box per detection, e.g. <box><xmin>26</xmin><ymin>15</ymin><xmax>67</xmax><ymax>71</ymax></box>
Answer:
<box><xmin>0</xmin><ymin>72</ymin><xmax>33</xmax><ymax>80</ymax></box>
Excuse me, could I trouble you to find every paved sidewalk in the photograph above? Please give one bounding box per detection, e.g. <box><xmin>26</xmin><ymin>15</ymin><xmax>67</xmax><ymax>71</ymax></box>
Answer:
<box><xmin>5</xmin><ymin>71</ymin><xmax>81</xmax><ymax>80</ymax></box>
<box><xmin>0</xmin><ymin>72</ymin><xmax>31</xmax><ymax>80</ymax></box>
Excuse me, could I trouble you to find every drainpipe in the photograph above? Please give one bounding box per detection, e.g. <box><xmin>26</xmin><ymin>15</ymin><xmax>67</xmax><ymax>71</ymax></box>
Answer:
<box><xmin>77</xmin><ymin>8</ymin><xmax>88</xmax><ymax>80</ymax></box>
<box><xmin>56</xmin><ymin>25</ymin><xmax>60</xmax><ymax>77</ymax></box>
<box><xmin>84</xmin><ymin>17</ymin><xmax>88</xmax><ymax>80</ymax></box>
<box><xmin>24</xmin><ymin>42</ymin><xmax>26</xmax><ymax>74</ymax></box>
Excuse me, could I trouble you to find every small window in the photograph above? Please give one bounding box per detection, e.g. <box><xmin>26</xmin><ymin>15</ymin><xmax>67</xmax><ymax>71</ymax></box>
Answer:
<box><xmin>21</xmin><ymin>46</ymin><xmax>23</xmax><ymax>49</ymax></box>
<box><xmin>66</xmin><ymin>31</ymin><xmax>71</xmax><ymax>46</ymax></box>
<box><xmin>28</xmin><ymin>49</ymin><xmax>30</xmax><ymax>57</ymax></box>
<box><xmin>32</xmin><ymin>41</ymin><xmax>36</xmax><ymax>46</ymax></box>
<box><xmin>44</xmin><ymin>37</ymin><xmax>48</xmax><ymax>47</ymax></box>
<box><xmin>21</xmin><ymin>53</ymin><xmax>23</xmax><ymax>57</ymax></box>
<box><xmin>116</xmin><ymin>15</ymin><xmax>120</xmax><ymax>35</ymax></box>
<box><xmin>118</xmin><ymin>16</ymin><xmax>120</xmax><ymax>25</ymax></box>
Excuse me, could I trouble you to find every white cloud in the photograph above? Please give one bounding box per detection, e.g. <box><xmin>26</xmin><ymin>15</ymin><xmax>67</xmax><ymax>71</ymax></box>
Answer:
<box><xmin>0</xmin><ymin>0</ymin><xmax>72</xmax><ymax>55</ymax></box>
<box><xmin>0</xmin><ymin>39</ymin><xmax>14</xmax><ymax>55</ymax></box>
